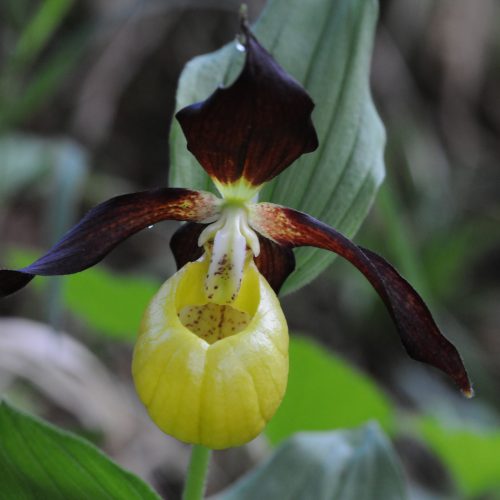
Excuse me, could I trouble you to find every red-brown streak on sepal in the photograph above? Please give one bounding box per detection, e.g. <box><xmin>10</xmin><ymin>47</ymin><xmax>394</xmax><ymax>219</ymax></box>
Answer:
<box><xmin>175</xmin><ymin>24</ymin><xmax>318</xmax><ymax>187</ymax></box>
<box><xmin>0</xmin><ymin>188</ymin><xmax>220</xmax><ymax>298</ymax></box>
<box><xmin>170</xmin><ymin>222</ymin><xmax>206</xmax><ymax>270</ymax></box>
<box><xmin>255</xmin><ymin>235</ymin><xmax>295</xmax><ymax>294</ymax></box>
<box><xmin>250</xmin><ymin>203</ymin><xmax>473</xmax><ymax>397</ymax></box>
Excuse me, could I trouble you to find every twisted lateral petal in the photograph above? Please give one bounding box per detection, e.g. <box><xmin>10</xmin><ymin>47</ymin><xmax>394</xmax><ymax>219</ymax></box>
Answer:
<box><xmin>176</xmin><ymin>23</ymin><xmax>318</xmax><ymax>187</ymax></box>
<box><xmin>0</xmin><ymin>188</ymin><xmax>220</xmax><ymax>298</ymax></box>
<box><xmin>254</xmin><ymin>235</ymin><xmax>296</xmax><ymax>294</ymax></box>
<box><xmin>170</xmin><ymin>223</ymin><xmax>295</xmax><ymax>294</ymax></box>
<box><xmin>250</xmin><ymin>203</ymin><xmax>473</xmax><ymax>397</ymax></box>
<box><xmin>170</xmin><ymin>222</ymin><xmax>206</xmax><ymax>269</ymax></box>
<box><xmin>132</xmin><ymin>258</ymin><xmax>288</xmax><ymax>449</ymax></box>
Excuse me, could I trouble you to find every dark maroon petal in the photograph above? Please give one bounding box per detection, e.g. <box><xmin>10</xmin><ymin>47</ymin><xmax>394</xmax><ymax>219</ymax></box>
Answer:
<box><xmin>255</xmin><ymin>235</ymin><xmax>295</xmax><ymax>294</ymax></box>
<box><xmin>0</xmin><ymin>270</ymin><xmax>34</xmax><ymax>297</ymax></box>
<box><xmin>0</xmin><ymin>188</ymin><xmax>220</xmax><ymax>298</ymax></box>
<box><xmin>176</xmin><ymin>23</ymin><xmax>318</xmax><ymax>187</ymax></box>
<box><xmin>250</xmin><ymin>203</ymin><xmax>473</xmax><ymax>397</ymax></box>
<box><xmin>170</xmin><ymin>222</ymin><xmax>206</xmax><ymax>270</ymax></box>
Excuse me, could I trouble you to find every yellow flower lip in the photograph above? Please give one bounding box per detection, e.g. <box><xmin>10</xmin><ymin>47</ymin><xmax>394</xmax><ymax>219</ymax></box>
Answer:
<box><xmin>132</xmin><ymin>257</ymin><xmax>289</xmax><ymax>449</ymax></box>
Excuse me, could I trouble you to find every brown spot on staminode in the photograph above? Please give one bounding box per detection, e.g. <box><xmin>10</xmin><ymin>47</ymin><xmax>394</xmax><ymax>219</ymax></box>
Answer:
<box><xmin>178</xmin><ymin>303</ymin><xmax>251</xmax><ymax>345</ymax></box>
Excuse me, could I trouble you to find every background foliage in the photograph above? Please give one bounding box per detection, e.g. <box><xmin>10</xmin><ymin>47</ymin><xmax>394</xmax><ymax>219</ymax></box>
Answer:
<box><xmin>1</xmin><ymin>0</ymin><xmax>499</xmax><ymax>498</ymax></box>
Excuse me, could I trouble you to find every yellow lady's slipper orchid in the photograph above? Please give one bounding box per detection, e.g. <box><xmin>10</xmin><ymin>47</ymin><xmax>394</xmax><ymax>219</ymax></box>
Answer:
<box><xmin>132</xmin><ymin>257</ymin><xmax>288</xmax><ymax>449</ymax></box>
<box><xmin>0</xmin><ymin>20</ymin><xmax>472</xmax><ymax>452</ymax></box>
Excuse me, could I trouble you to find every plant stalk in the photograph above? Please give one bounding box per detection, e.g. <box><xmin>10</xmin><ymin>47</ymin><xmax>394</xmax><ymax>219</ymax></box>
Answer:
<box><xmin>182</xmin><ymin>444</ymin><xmax>212</xmax><ymax>500</ymax></box>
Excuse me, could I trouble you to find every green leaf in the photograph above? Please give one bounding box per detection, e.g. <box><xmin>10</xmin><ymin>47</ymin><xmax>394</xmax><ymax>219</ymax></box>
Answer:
<box><xmin>169</xmin><ymin>0</ymin><xmax>385</xmax><ymax>294</ymax></box>
<box><xmin>217</xmin><ymin>423</ymin><xmax>407</xmax><ymax>500</ymax></box>
<box><xmin>0</xmin><ymin>401</ymin><xmax>160</xmax><ymax>499</ymax></box>
<box><xmin>418</xmin><ymin>417</ymin><xmax>500</xmax><ymax>497</ymax></box>
<box><xmin>63</xmin><ymin>267</ymin><xmax>160</xmax><ymax>340</ymax></box>
<box><xmin>7</xmin><ymin>247</ymin><xmax>160</xmax><ymax>340</ymax></box>
<box><xmin>0</xmin><ymin>32</ymin><xmax>87</xmax><ymax>130</ymax></box>
<box><xmin>265</xmin><ymin>336</ymin><xmax>394</xmax><ymax>445</ymax></box>
<box><xmin>8</xmin><ymin>0</ymin><xmax>74</xmax><ymax>71</ymax></box>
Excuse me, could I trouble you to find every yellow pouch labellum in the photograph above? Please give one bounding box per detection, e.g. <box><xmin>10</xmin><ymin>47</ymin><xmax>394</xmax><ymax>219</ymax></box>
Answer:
<box><xmin>132</xmin><ymin>258</ymin><xmax>289</xmax><ymax>449</ymax></box>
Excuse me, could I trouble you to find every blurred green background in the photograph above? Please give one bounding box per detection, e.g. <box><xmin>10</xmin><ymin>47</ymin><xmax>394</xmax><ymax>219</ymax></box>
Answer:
<box><xmin>0</xmin><ymin>0</ymin><xmax>499</xmax><ymax>499</ymax></box>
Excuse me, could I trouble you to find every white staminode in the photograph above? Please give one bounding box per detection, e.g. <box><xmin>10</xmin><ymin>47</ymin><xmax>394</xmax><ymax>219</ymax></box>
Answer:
<box><xmin>199</xmin><ymin>205</ymin><xmax>260</xmax><ymax>304</ymax></box>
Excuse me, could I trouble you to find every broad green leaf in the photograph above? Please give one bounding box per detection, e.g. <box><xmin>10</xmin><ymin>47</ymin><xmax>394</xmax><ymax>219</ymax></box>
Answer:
<box><xmin>7</xmin><ymin>247</ymin><xmax>160</xmax><ymax>340</ymax></box>
<box><xmin>169</xmin><ymin>0</ymin><xmax>385</xmax><ymax>294</ymax></box>
<box><xmin>0</xmin><ymin>401</ymin><xmax>160</xmax><ymax>499</ymax></box>
<box><xmin>217</xmin><ymin>424</ymin><xmax>407</xmax><ymax>500</ymax></box>
<box><xmin>418</xmin><ymin>417</ymin><xmax>500</xmax><ymax>497</ymax></box>
<box><xmin>63</xmin><ymin>267</ymin><xmax>160</xmax><ymax>340</ymax></box>
<box><xmin>265</xmin><ymin>336</ymin><xmax>394</xmax><ymax>445</ymax></box>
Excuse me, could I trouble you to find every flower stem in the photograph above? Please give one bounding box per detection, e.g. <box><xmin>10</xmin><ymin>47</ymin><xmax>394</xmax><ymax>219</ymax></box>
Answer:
<box><xmin>182</xmin><ymin>445</ymin><xmax>212</xmax><ymax>500</ymax></box>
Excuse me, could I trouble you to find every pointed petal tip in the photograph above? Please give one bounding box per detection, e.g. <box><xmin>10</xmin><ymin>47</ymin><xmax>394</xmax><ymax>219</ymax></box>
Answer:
<box><xmin>449</xmin><ymin>364</ymin><xmax>473</xmax><ymax>398</ymax></box>
<box><xmin>461</xmin><ymin>384</ymin><xmax>475</xmax><ymax>399</ymax></box>
<box><xmin>0</xmin><ymin>270</ymin><xmax>34</xmax><ymax>298</ymax></box>
<box><xmin>0</xmin><ymin>189</ymin><xmax>219</xmax><ymax>299</ymax></box>
<box><xmin>250</xmin><ymin>203</ymin><xmax>473</xmax><ymax>396</ymax></box>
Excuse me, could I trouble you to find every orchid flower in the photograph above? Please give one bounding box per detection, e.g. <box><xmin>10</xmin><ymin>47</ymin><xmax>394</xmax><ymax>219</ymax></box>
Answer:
<box><xmin>0</xmin><ymin>23</ymin><xmax>472</xmax><ymax>450</ymax></box>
